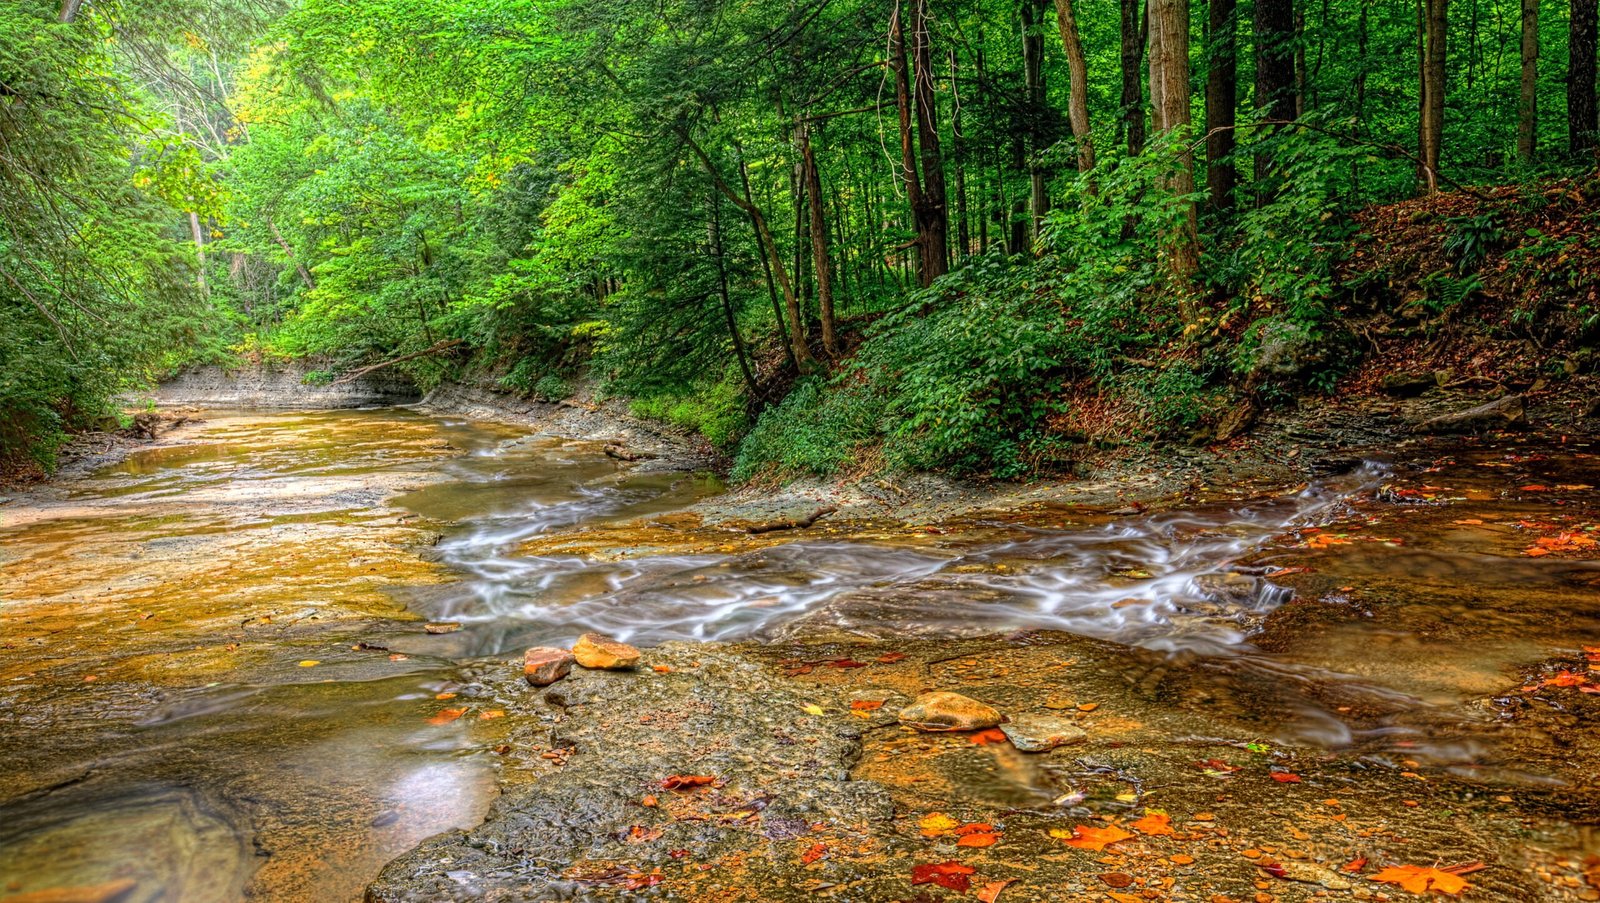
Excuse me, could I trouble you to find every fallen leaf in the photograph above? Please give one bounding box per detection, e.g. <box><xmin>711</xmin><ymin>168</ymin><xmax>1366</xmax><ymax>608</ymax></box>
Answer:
<box><xmin>909</xmin><ymin>860</ymin><xmax>975</xmax><ymax>892</ymax></box>
<box><xmin>1058</xmin><ymin>824</ymin><xmax>1135</xmax><ymax>852</ymax></box>
<box><xmin>435</xmin><ymin>692</ymin><xmax>457</xmax><ymax>700</ymax></box>
<box><xmin>1076</xmin><ymin>702</ymin><xmax>1099</xmax><ymax>712</ymax></box>
<box><xmin>1371</xmin><ymin>865</ymin><xmax>1470</xmax><ymax>895</ymax></box>
<box><xmin>801</xmin><ymin>842</ymin><xmax>827</xmax><ymax>863</ymax></box>
<box><xmin>918</xmin><ymin>813</ymin><xmax>960</xmax><ymax>837</ymax></box>
<box><xmin>850</xmin><ymin>699</ymin><xmax>884</xmax><ymax>711</ymax></box>
<box><xmin>800</xmin><ymin>703</ymin><xmax>825</xmax><ymax>716</ymax></box>
<box><xmin>825</xmin><ymin>658</ymin><xmax>868</xmax><ymax>669</ymax></box>
<box><xmin>298</xmin><ymin>660</ymin><xmax>320</xmax><ymax>667</ymax></box>
<box><xmin>1270</xmin><ymin>772</ymin><xmax>1303</xmax><ymax>783</ymax></box>
<box><xmin>1344</xmin><ymin>856</ymin><xmax>1368</xmax><ymax>873</ymax></box>
<box><xmin>877</xmin><ymin>652</ymin><xmax>908</xmax><ymax>664</ymax></box>
<box><xmin>427</xmin><ymin>707</ymin><xmax>466</xmax><ymax>725</ymax></box>
<box><xmin>1452</xmin><ymin>518</ymin><xmax>1485</xmax><ymax>525</ymax></box>
<box><xmin>956</xmin><ymin>832</ymin><xmax>1000</xmax><ymax>848</ymax></box>
<box><xmin>478</xmin><ymin>709</ymin><xmax>506</xmax><ymax>719</ymax></box>
<box><xmin>954</xmin><ymin>822</ymin><xmax>995</xmax><ymax>834</ymax></box>
<box><xmin>660</xmin><ymin>775</ymin><xmax>717</xmax><ymax>790</ymax></box>
<box><xmin>1171</xmin><ymin>854</ymin><xmax>1196</xmax><ymax>865</ymax></box>
<box><xmin>970</xmin><ymin>728</ymin><xmax>1009</xmax><ymax>745</ymax></box>
<box><xmin>1128</xmin><ymin>811</ymin><xmax>1175</xmax><ymax>836</ymax></box>
<box><xmin>975</xmin><ymin>879</ymin><xmax>1014</xmax><ymax>903</ymax></box>
<box><xmin>626</xmin><ymin>824</ymin><xmax>663</xmax><ymax>843</ymax></box>
<box><xmin>1099</xmin><ymin>872</ymin><xmax>1135</xmax><ymax>888</ymax></box>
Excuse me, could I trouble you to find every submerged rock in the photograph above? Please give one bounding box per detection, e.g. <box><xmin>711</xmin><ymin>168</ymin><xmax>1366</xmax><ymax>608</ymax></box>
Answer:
<box><xmin>999</xmin><ymin>713</ymin><xmax>1088</xmax><ymax>752</ymax></box>
<box><xmin>898</xmin><ymin>691</ymin><xmax>1001</xmax><ymax>732</ymax></box>
<box><xmin>523</xmin><ymin>647</ymin><xmax>575</xmax><ymax>686</ymax></box>
<box><xmin>572</xmin><ymin>633</ymin><xmax>640</xmax><ymax>670</ymax></box>
<box><xmin>423</xmin><ymin>621</ymin><xmax>460</xmax><ymax>635</ymax></box>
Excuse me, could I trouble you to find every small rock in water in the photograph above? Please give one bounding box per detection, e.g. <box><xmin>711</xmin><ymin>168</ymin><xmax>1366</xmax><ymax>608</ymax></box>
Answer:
<box><xmin>424</xmin><ymin>622</ymin><xmax>461</xmax><ymax>634</ymax></box>
<box><xmin>898</xmin><ymin>691</ymin><xmax>1002</xmax><ymax>732</ymax></box>
<box><xmin>572</xmin><ymin>633</ymin><xmax>640</xmax><ymax>670</ymax></box>
<box><xmin>1000</xmin><ymin>713</ymin><xmax>1088</xmax><ymax>752</ymax></box>
<box><xmin>524</xmin><ymin>647</ymin><xmax>575</xmax><ymax>686</ymax></box>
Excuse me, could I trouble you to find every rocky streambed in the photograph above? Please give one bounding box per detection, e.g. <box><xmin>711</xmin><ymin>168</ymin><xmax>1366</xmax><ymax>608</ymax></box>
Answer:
<box><xmin>4</xmin><ymin>395</ymin><xmax>1600</xmax><ymax>902</ymax></box>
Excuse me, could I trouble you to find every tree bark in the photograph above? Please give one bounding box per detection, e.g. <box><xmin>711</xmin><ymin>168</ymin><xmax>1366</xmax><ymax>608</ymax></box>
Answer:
<box><xmin>798</xmin><ymin>123</ymin><xmax>836</xmax><ymax>359</ymax></box>
<box><xmin>680</xmin><ymin>130</ymin><xmax>814</xmax><ymax>370</ymax></box>
<box><xmin>268</xmin><ymin>219</ymin><xmax>316</xmax><ymax>291</ymax></box>
<box><xmin>58</xmin><ymin>0</ymin><xmax>84</xmax><ymax>23</ymax></box>
<box><xmin>949</xmin><ymin>49</ymin><xmax>971</xmax><ymax>258</ymax></box>
<box><xmin>710</xmin><ymin>191</ymin><xmax>760</xmax><ymax>399</ymax></box>
<box><xmin>1148</xmin><ymin>0</ymin><xmax>1200</xmax><ymax>320</ymax></box>
<box><xmin>1054</xmin><ymin>0</ymin><xmax>1096</xmax><ymax>174</ymax></box>
<box><xmin>1022</xmin><ymin>0</ymin><xmax>1049</xmax><ymax>239</ymax></box>
<box><xmin>1206</xmin><ymin>0</ymin><xmax>1238</xmax><ymax>213</ymax></box>
<box><xmin>1571</xmin><ymin>0</ymin><xmax>1598</xmax><ymax>155</ymax></box>
<box><xmin>1121</xmin><ymin>0</ymin><xmax>1147</xmax><ymax>154</ymax></box>
<box><xmin>735</xmin><ymin>141</ymin><xmax>798</xmax><ymax>372</ymax></box>
<box><xmin>1420</xmin><ymin>0</ymin><xmax>1448</xmax><ymax>191</ymax></box>
<box><xmin>1254</xmin><ymin>0</ymin><xmax>1298</xmax><ymax>189</ymax></box>
<box><xmin>911</xmin><ymin>0</ymin><xmax>950</xmax><ymax>277</ymax></box>
<box><xmin>1520</xmin><ymin>0</ymin><xmax>1539</xmax><ymax>163</ymax></box>
<box><xmin>890</xmin><ymin>1</ymin><xmax>926</xmax><ymax>281</ymax></box>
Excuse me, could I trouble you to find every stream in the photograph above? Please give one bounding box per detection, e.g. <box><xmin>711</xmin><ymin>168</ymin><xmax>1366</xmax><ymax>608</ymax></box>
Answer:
<box><xmin>3</xmin><ymin>408</ymin><xmax>1599</xmax><ymax>901</ymax></box>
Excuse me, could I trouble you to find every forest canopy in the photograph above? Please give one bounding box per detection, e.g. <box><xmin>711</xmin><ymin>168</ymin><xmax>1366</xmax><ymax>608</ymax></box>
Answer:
<box><xmin>4</xmin><ymin>0</ymin><xmax>1599</xmax><ymax>476</ymax></box>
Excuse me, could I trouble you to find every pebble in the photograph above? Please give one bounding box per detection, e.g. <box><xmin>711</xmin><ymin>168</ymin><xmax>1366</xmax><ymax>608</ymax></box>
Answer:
<box><xmin>898</xmin><ymin>691</ymin><xmax>1002</xmax><ymax>732</ymax></box>
<box><xmin>572</xmin><ymin>633</ymin><xmax>641</xmax><ymax>669</ymax></box>
<box><xmin>999</xmin><ymin>713</ymin><xmax>1088</xmax><ymax>752</ymax></box>
<box><xmin>524</xmin><ymin>647</ymin><xmax>575</xmax><ymax>685</ymax></box>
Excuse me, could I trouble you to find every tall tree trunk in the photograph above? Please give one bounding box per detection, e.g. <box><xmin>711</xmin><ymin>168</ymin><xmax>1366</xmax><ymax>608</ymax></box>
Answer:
<box><xmin>1293</xmin><ymin>10</ymin><xmax>1307</xmax><ymax>118</ymax></box>
<box><xmin>1520</xmin><ymin>0</ymin><xmax>1539</xmax><ymax>162</ymax></box>
<box><xmin>1206</xmin><ymin>0</ymin><xmax>1238</xmax><ymax>213</ymax></box>
<box><xmin>190</xmin><ymin>212</ymin><xmax>209</xmax><ymax>299</ymax></box>
<box><xmin>682</xmin><ymin>130</ymin><xmax>813</xmax><ymax>370</ymax></box>
<box><xmin>1121</xmin><ymin>0</ymin><xmax>1147</xmax><ymax>154</ymax></box>
<box><xmin>1054</xmin><ymin>0</ymin><xmax>1096</xmax><ymax>173</ymax></box>
<box><xmin>911</xmin><ymin>0</ymin><xmax>951</xmax><ymax>278</ymax></box>
<box><xmin>949</xmin><ymin>49</ymin><xmax>971</xmax><ymax>259</ymax></box>
<box><xmin>1148</xmin><ymin>0</ymin><xmax>1201</xmax><ymax>321</ymax></box>
<box><xmin>798</xmin><ymin>124</ymin><xmax>836</xmax><ymax>359</ymax></box>
<box><xmin>58</xmin><ymin>0</ymin><xmax>84</xmax><ymax>22</ymax></box>
<box><xmin>1021</xmin><ymin>0</ymin><xmax>1049</xmax><ymax>239</ymax></box>
<box><xmin>734</xmin><ymin>141</ymin><xmax>798</xmax><ymax>372</ymax></box>
<box><xmin>1254</xmin><ymin>0</ymin><xmax>1298</xmax><ymax>189</ymax></box>
<box><xmin>1420</xmin><ymin>0</ymin><xmax>1448</xmax><ymax>191</ymax></box>
<box><xmin>710</xmin><ymin>191</ymin><xmax>760</xmax><ymax>401</ymax></box>
<box><xmin>890</xmin><ymin>2</ymin><xmax>931</xmax><ymax>285</ymax></box>
<box><xmin>1571</xmin><ymin>0</ymin><xmax>1598</xmax><ymax>155</ymax></box>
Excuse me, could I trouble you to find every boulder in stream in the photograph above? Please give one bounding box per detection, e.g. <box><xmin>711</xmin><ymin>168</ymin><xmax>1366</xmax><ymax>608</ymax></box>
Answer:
<box><xmin>1413</xmin><ymin>394</ymin><xmax>1526</xmax><ymax>434</ymax></box>
<box><xmin>1000</xmin><ymin>713</ymin><xmax>1088</xmax><ymax>752</ymax></box>
<box><xmin>523</xmin><ymin>647</ymin><xmax>575</xmax><ymax>686</ymax></box>
<box><xmin>898</xmin><ymin>691</ymin><xmax>1002</xmax><ymax>732</ymax></box>
<box><xmin>572</xmin><ymin>633</ymin><xmax>640</xmax><ymax>670</ymax></box>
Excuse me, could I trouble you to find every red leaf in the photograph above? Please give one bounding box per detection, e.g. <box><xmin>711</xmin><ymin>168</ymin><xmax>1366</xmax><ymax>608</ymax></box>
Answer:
<box><xmin>970</xmin><ymin>728</ymin><xmax>1009</xmax><ymax>746</ymax></box>
<box><xmin>910</xmin><ymin>861</ymin><xmax>976</xmax><ymax>892</ymax></box>
<box><xmin>1269</xmin><ymin>771</ymin><xmax>1303</xmax><ymax>783</ymax></box>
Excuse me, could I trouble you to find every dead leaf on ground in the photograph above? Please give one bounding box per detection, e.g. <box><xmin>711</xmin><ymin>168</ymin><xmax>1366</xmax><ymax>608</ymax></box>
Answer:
<box><xmin>909</xmin><ymin>861</ymin><xmax>975</xmax><ymax>892</ymax></box>
<box><xmin>1370</xmin><ymin>865</ymin><xmax>1470</xmax><ymax>895</ymax></box>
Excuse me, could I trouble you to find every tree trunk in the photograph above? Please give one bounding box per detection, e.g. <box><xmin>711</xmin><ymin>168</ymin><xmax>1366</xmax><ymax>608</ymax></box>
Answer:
<box><xmin>58</xmin><ymin>0</ymin><xmax>84</xmax><ymax>23</ymax></box>
<box><xmin>710</xmin><ymin>192</ymin><xmax>760</xmax><ymax>400</ymax></box>
<box><xmin>798</xmin><ymin>124</ymin><xmax>836</xmax><ymax>359</ymax></box>
<box><xmin>681</xmin><ymin>130</ymin><xmax>813</xmax><ymax>370</ymax></box>
<box><xmin>949</xmin><ymin>49</ymin><xmax>971</xmax><ymax>259</ymax></box>
<box><xmin>1571</xmin><ymin>0</ymin><xmax>1598</xmax><ymax>155</ymax></box>
<box><xmin>1206</xmin><ymin>0</ymin><xmax>1238</xmax><ymax>213</ymax></box>
<box><xmin>1254</xmin><ymin>0</ymin><xmax>1297</xmax><ymax>189</ymax></box>
<box><xmin>1022</xmin><ymin>0</ymin><xmax>1049</xmax><ymax>238</ymax></box>
<box><xmin>1054</xmin><ymin>0</ymin><xmax>1096</xmax><ymax>174</ymax></box>
<box><xmin>735</xmin><ymin>142</ymin><xmax>798</xmax><ymax>372</ymax></box>
<box><xmin>1121</xmin><ymin>0</ymin><xmax>1147</xmax><ymax>154</ymax></box>
<box><xmin>190</xmin><ymin>212</ymin><xmax>209</xmax><ymax>299</ymax></box>
<box><xmin>1520</xmin><ymin>0</ymin><xmax>1539</xmax><ymax>163</ymax></box>
<box><xmin>268</xmin><ymin>219</ymin><xmax>316</xmax><ymax>291</ymax></box>
<box><xmin>911</xmin><ymin>0</ymin><xmax>951</xmax><ymax>278</ymax></box>
<box><xmin>890</xmin><ymin>2</ymin><xmax>929</xmax><ymax>285</ymax></box>
<box><xmin>1420</xmin><ymin>0</ymin><xmax>1447</xmax><ymax>192</ymax></box>
<box><xmin>1148</xmin><ymin>0</ymin><xmax>1201</xmax><ymax>320</ymax></box>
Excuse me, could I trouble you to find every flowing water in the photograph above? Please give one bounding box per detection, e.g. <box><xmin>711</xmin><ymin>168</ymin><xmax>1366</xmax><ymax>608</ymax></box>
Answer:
<box><xmin>4</xmin><ymin>408</ymin><xmax>1599</xmax><ymax>901</ymax></box>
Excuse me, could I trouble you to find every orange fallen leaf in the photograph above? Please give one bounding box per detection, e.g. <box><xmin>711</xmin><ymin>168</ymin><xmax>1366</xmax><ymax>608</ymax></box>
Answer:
<box><xmin>1344</xmin><ymin>856</ymin><xmax>1368</xmax><ymax>873</ymax></box>
<box><xmin>427</xmin><ymin>707</ymin><xmax>466</xmax><ymax>725</ymax></box>
<box><xmin>975</xmin><ymin>879</ymin><xmax>1014</xmax><ymax>903</ymax></box>
<box><xmin>1269</xmin><ymin>771</ymin><xmax>1302</xmax><ymax>783</ymax></box>
<box><xmin>801</xmin><ymin>842</ymin><xmax>827</xmax><ymax>864</ymax></box>
<box><xmin>1452</xmin><ymin>518</ymin><xmax>1484</xmax><ymax>525</ymax></box>
<box><xmin>1058</xmin><ymin>824</ymin><xmax>1135</xmax><ymax>851</ymax></box>
<box><xmin>1128</xmin><ymin>811</ymin><xmax>1175</xmax><ymax>836</ymax></box>
<box><xmin>1171</xmin><ymin>854</ymin><xmax>1195</xmax><ymax>865</ymax></box>
<box><xmin>1371</xmin><ymin>865</ymin><xmax>1469</xmax><ymax>895</ymax></box>
<box><xmin>435</xmin><ymin>692</ymin><xmax>457</xmax><ymax>700</ymax></box>
<box><xmin>478</xmin><ymin>709</ymin><xmax>506</xmax><ymax>719</ymax></box>
<box><xmin>970</xmin><ymin>728</ymin><xmax>1009</xmax><ymax>745</ymax></box>
<box><xmin>918</xmin><ymin>813</ymin><xmax>960</xmax><ymax>837</ymax></box>
<box><xmin>956</xmin><ymin>832</ymin><xmax>1000</xmax><ymax>847</ymax></box>
<box><xmin>877</xmin><ymin>652</ymin><xmax>908</xmax><ymax>664</ymax></box>
<box><xmin>850</xmin><ymin>699</ymin><xmax>884</xmax><ymax>711</ymax></box>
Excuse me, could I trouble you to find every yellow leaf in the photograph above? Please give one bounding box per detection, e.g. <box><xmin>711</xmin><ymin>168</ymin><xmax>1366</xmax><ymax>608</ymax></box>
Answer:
<box><xmin>918</xmin><ymin>813</ymin><xmax>960</xmax><ymax>837</ymax></box>
<box><xmin>298</xmin><ymin>660</ymin><xmax>319</xmax><ymax>667</ymax></box>
<box><xmin>800</xmin><ymin>703</ymin><xmax>825</xmax><ymax>716</ymax></box>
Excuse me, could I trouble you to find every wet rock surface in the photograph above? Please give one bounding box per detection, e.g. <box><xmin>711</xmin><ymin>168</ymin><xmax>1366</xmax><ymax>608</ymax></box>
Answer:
<box><xmin>898</xmin><ymin>691</ymin><xmax>1003</xmax><ymax>732</ymax></box>
<box><xmin>572</xmin><ymin>633</ymin><xmax>641</xmax><ymax>670</ymax></box>
<box><xmin>522</xmin><ymin>647</ymin><xmax>574</xmax><ymax>686</ymax></box>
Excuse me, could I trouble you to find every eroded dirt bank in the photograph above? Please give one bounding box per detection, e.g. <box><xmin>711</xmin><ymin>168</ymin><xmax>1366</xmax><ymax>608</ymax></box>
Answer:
<box><xmin>6</xmin><ymin>378</ymin><xmax>1600</xmax><ymax>902</ymax></box>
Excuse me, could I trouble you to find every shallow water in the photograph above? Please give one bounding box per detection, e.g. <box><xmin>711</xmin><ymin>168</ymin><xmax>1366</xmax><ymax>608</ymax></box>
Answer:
<box><xmin>4</xmin><ymin>410</ymin><xmax>1600</xmax><ymax>900</ymax></box>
